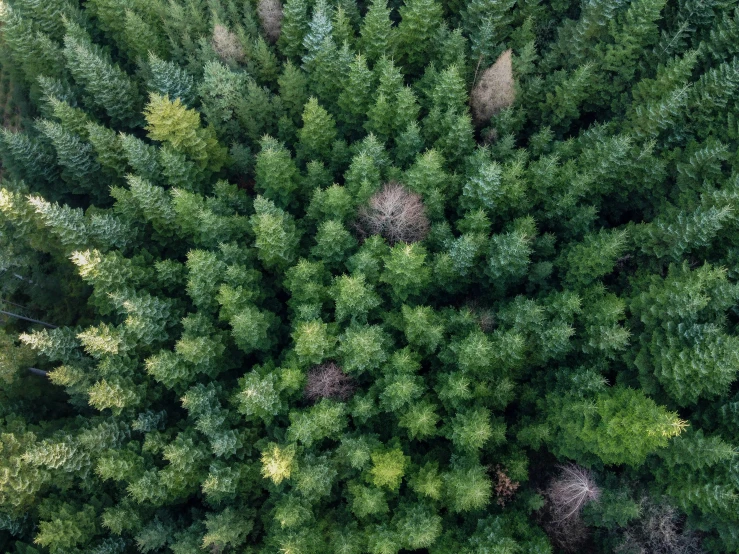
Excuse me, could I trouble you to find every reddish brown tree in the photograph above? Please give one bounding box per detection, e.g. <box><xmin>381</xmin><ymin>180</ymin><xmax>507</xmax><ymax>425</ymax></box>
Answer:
<box><xmin>304</xmin><ymin>362</ymin><xmax>354</xmax><ymax>402</ymax></box>
<box><xmin>494</xmin><ymin>465</ymin><xmax>519</xmax><ymax>506</ymax></box>
<box><xmin>356</xmin><ymin>182</ymin><xmax>430</xmax><ymax>244</ymax></box>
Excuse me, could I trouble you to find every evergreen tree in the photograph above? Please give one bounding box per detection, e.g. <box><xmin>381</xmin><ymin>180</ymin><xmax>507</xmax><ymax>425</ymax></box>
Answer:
<box><xmin>255</xmin><ymin>136</ymin><xmax>300</xmax><ymax>208</ymax></box>
<box><xmin>63</xmin><ymin>35</ymin><xmax>142</xmax><ymax>128</ymax></box>
<box><xmin>395</xmin><ymin>0</ymin><xmax>443</xmax><ymax>75</ymax></box>
<box><xmin>144</xmin><ymin>93</ymin><xmax>227</xmax><ymax>173</ymax></box>
<box><xmin>547</xmin><ymin>386</ymin><xmax>688</xmax><ymax>467</ymax></box>
<box><xmin>337</xmin><ymin>54</ymin><xmax>374</xmax><ymax>138</ymax></box>
<box><xmin>297</xmin><ymin>97</ymin><xmax>337</xmax><ymax>164</ymax></box>
<box><xmin>250</xmin><ymin>196</ymin><xmax>301</xmax><ymax>271</ymax></box>
<box><xmin>146</xmin><ymin>52</ymin><xmax>196</xmax><ymax>107</ymax></box>
<box><xmin>279</xmin><ymin>0</ymin><xmax>310</xmax><ymax>59</ymax></box>
<box><xmin>4</xmin><ymin>4</ymin><xmax>739</xmax><ymax>553</ymax></box>
<box><xmin>359</xmin><ymin>0</ymin><xmax>394</xmax><ymax>64</ymax></box>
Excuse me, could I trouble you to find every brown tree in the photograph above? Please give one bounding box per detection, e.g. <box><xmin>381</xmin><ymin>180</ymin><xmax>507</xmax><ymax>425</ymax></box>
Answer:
<box><xmin>470</xmin><ymin>49</ymin><xmax>515</xmax><ymax>126</ymax></box>
<box><xmin>258</xmin><ymin>0</ymin><xmax>284</xmax><ymax>43</ymax></box>
<box><xmin>356</xmin><ymin>182</ymin><xmax>430</xmax><ymax>244</ymax></box>
<box><xmin>304</xmin><ymin>362</ymin><xmax>354</xmax><ymax>402</ymax></box>
<box><xmin>212</xmin><ymin>24</ymin><xmax>245</xmax><ymax>63</ymax></box>
<box><xmin>493</xmin><ymin>465</ymin><xmax>519</xmax><ymax>506</ymax></box>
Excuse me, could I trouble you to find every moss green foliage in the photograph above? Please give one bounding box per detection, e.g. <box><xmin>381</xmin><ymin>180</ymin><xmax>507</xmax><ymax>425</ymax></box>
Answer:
<box><xmin>4</xmin><ymin>1</ymin><xmax>739</xmax><ymax>553</ymax></box>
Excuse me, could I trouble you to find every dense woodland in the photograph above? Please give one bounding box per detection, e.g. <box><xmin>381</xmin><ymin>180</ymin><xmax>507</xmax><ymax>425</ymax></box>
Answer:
<box><xmin>1</xmin><ymin>0</ymin><xmax>739</xmax><ymax>552</ymax></box>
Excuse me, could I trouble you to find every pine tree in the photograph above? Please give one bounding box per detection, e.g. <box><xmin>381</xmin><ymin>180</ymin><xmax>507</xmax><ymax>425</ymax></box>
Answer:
<box><xmin>381</xmin><ymin>243</ymin><xmax>431</xmax><ymax>303</ymax></box>
<box><xmin>548</xmin><ymin>387</ymin><xmax>688</xmax><ymax>466</ymax></box>
<box><xmin>0</xmin><ymin>7</ymin><xmax>65</xmax><ymax>89</ymax></box>
<box><xmin>462</xmin><ymin>0</ymin><xmax>515</xmax><ymax>65</ymax></box>
<box><xmin>36</xmin><ymin>119</ymin><xmax>103</xmax><ymax>197</ymax></box>
<box><xmin>197</xmin><ymin>60</ymin><xmax>248</xmax><ymax>143</ymax></box>
<box><xmin>703</xmin><ymin>7</ymin><xmax>739</xmax><ymax>62</ymax></box>
<box><xmin>278</xmin><ymin>60</ymin><xmax>309</xmax><ymax>124</ymax></box>
<box><xmin>541</xmin><ymin>63</ymin><xmax>594</xmax><ymax>129</ymax></box>
<box><xmin>444</xmin><ymin>459</ymin><xmax>492</xmax><ymax>512</ymax></box>
<box><xmin>119</xmin><ymin>132</ymin><xmax>162</xmax><ymax>184</ymax></box>
<box><xmin>559</xmin><ymin>228</ymin><xmax>629</xmax><ymax>288</ymax></box>
<box><xmin>254</xmin><ymin>136</ymin><xmax>300</xmax><ymax>208</ymax></box>
<box><xmin>337</xmin><ymin>324</ymin><xmax>389</xmax><ymax>374</ymax></box>
<box><xmin>303</xmin><ymin>0</ymin><xmax>334</xmax><ymax>64</ymax></box>
<box><xmin>0</xmin><ymin>129</ymin><xmax>59</xmax><ymax>187</ymax></box>
<box><xmin>332</xmin><ymin>5</ymin><xmax>355</xmax><ymax>48</ymax></box>
<box><xmin>86</xmin><ymin>122</ymin><xmax>127</xmax><ymax>180</ymax></box>
<box><xmin>230</xmin><ymin>305</ymin><xmax>278</xmax><ymax>354</ymax></box>
<box><xmin>311</xmin><ymin>219</ymin><xmax>357</xmax><ymax>268</ymax></box>
<box><xmin>121</xmin><ymin>8</ymin><xmax>165</xmax><ymax>62</ymax></box>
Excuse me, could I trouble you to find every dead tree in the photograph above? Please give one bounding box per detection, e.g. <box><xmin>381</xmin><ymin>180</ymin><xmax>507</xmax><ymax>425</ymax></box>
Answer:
<box><xmin>356</xmin><ymin>182</ymin><xmax>430</xmax><ymax>245</ymax></box>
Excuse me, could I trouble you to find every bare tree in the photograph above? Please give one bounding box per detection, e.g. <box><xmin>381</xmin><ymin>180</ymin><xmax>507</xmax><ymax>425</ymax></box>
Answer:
<box><xmin>258</xmin><ymin>0</ymin><xmax>283</xmax><ymax>43</ymax></box>
<box><xmin>356</xmin><ymin>182</ymin><xmax>430</xmax><ymax>245</ymax></box>
<box><xmin>470</xmin><ymin>49</ymin><xmax>515</xmax><ymax>126</ymax></box>
<box><xmin>544</xmin><ymin>464</ymin><xmax>601</xmax><ymax>522</ymax></box>
<box><xmin>212</xmin><ymin>24</ymin><xmax>245</xmax><ymax>63</ymax></box>
<box><xmin>304</xmin><ymin>362</ymin><xmax>354</xmax><ymax>402</ymax></box>
<box><xmin>544</xmin><ymin>512</ymin><xmax>589</xmax><ymax>552</ymax></box>
<box><xmin>616</xmin><ymin>499</ymin><xmax>703</xmax><ymax>554</ymax></box>
<box><xmin>541</xmin><ymin>464</ymin><xmax>601</xmax><ymax>552</ymax></box>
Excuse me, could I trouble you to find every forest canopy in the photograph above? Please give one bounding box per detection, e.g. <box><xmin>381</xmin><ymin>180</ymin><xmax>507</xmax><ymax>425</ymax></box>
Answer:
<box><xmin>1</xmin><ymin>0</ymin><xmax>739</xmax><ymax>552</ymax></box>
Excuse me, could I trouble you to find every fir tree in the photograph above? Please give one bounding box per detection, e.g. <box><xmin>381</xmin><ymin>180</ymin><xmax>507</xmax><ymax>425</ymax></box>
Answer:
<box><xmin>395</xmin><ymin>0</ymin><xmax>443</xmax><ymax>75</ymax></box>
<box><xmin>359</xmin><ymin>0</ymin><xmax>394</xmax><ymax>64</ymax></box>
<box><xmin>63</xmin><ymin>35</ymin><xmax>142</xmax><ymax>128</ymax></box>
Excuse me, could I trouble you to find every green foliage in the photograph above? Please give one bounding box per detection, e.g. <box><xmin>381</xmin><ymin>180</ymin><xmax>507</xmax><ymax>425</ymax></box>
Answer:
<box><xmin>380</xmin><ymin>243</ymin><xmax>431</xmax><ymax>303</ymax></box>
<box><xmin>359</xmin><ymin>0</ymin><xmax>394</xmax><ymax>63</ymax></box>
<box><xmin>4</xmin><ymin>2</ymin><xmax>739</xmax><ymax>553</ymax></box>
<box><xmin>369</xmin><ymin>448</ymin><xmax>408</xmax><ymax>490</ymax></box>
<box><xmin>251</xmin><ymin>196</ymin><xmax>301</xmax><ymax>271</ymax></box>
<box><xmin>395</xmin><ymin>0</ymin><xmax>443</xmax><ymax>75</ymax></box>
<box><xmin>547</xmin><ymin>387</ymin><xmax>688</xmax><ymax>467</ymax></box>
<box><xmin>144</xmin><ymin>93</ymin><xmax>227</xmax><ymax>173</ymax></box>
<box><xmin>63</xmin><ymin>35</ymin><xmax>141</xmax><ymax>127</ymax></box>
<box><xmin>297</xmin><ymin>97</ymin><xmax>337</xmax><ymax>163</ymax></box>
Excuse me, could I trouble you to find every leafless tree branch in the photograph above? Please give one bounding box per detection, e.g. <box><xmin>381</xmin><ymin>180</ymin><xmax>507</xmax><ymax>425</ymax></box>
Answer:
<box><xmin>356</xmin><ymin>182</ymin><xmax>430</xmax><ymax>245</ymax></box>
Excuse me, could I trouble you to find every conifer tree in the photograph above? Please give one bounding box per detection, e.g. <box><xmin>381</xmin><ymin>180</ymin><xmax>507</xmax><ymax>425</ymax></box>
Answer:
<box><xmin>4</xmin><ymin>3</ymin><xmax>739</xmax><ymax>553</ymax></box>
<box><xmin>144</xmin><ymin>93</ymin><xmax>227</xmax><ymax>173</ymax></box>
<box><xmin>297</xmin><ymin>97</ymin><xmax>337</xmax><ymax>164</ymax></box>
<box><xmin>279</xmin><ymin>0</ymin><xmax>310</xmax><ymax>59</ymax></box>
<box><xmin>337</xmin><ymin>54</ymin><xmax>374</xmax><ymax>138</ymax></box>
<box><xmin>146</xmin><ymin>52</ymin><xmax>197</xmax><ymax>107</ymax></box>
<box><xmin>547</xmin><ymin>386</ymin><xmax>688</xmax><ymax>467</ymax></box>
<box><xmin>255</xmin><ymin>136</ymin><xmax>300</xmax><ymax>208</ymax></box>
<box><xmin>359</xmin><ymin>0</ymin><xmax>394</xmax><ymax>64</ymax></box>
<box><xmin>395</xmin><ymin>0</ymin><xmax>443</xmax><ymax>75</ymax></box>
<box><xmin>250</xmin><ymin>196</ymin><xmax>301</xmax><ymax>271</ymax></box>
<box><xmin>63</xmin><ymin>35</ymin><xmax>142</xmax><ymax>128</ymax></box>
<box><xmin>0</xmin><ymin>129</ymin><xmax>59</xmax><ymax>187</ymax></box>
